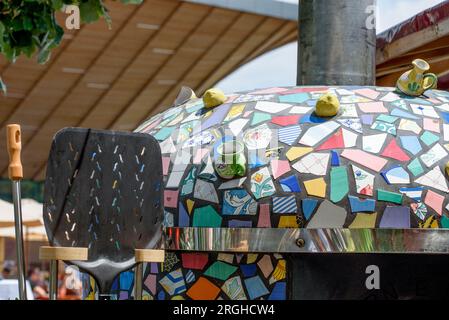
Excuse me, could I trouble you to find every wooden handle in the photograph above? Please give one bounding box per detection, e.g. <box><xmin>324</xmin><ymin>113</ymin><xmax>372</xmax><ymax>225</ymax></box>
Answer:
<box><xmin>135</xmin><ymin>249</ymin><xmax>165</xmax><ymax>263</ymax></box>
<box><xmin>39</xmin><ymin>246</ymin><xmax>89</xmax><ymax>261</ymax></box>
<box><xmin>6</xmin><ymin>124</ymin><xmax>23</xmax><ymax>180</ymax></box>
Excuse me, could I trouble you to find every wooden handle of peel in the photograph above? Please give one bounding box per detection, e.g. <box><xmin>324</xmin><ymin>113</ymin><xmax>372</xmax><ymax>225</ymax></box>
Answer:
<box><xmin>7</xmin><ymin>124</ymin><xmax>23</xmax><ymax>180</ymax></box>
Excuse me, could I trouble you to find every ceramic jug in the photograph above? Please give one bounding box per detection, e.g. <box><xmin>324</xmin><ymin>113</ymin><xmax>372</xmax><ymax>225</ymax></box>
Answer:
<box><xmin>396</xmin><ymin>59</ymin><xmax>438</xmax><ymax>96</ymax></box>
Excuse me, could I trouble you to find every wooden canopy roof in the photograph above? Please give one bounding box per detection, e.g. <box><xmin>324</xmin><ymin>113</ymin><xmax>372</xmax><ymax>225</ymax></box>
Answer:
<box><xmin>1</xmin><ymin>0</ymin><xmax>448</xmax><ymax>181</ymax></box>
<box><xmin>0</xmin><ymin>0</ymin><xmax>297</xmax><ymax>180</ymax></box>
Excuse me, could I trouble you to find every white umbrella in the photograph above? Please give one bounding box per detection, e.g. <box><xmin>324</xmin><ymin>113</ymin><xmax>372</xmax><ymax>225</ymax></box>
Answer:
<box><xmin>0</xmin><ymin>225</ymin><xmax>47</xmax><ymax>242</ymax></box>
<box><xmin>0</xmin><ymin>198</ymin><xmax>43</xmax><ymax>228</ymax></box>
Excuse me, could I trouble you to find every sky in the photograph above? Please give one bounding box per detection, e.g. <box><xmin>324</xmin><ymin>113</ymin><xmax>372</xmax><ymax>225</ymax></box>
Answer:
<box><xmin>217</xmin><ymin>0</ymin><xmax>446</xmax><ymax>93</ymax></box>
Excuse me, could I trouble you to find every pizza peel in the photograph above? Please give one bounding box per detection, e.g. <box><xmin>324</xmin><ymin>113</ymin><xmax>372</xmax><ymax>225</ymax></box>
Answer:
<box><xmin>43</xmin><ymin>128</ymin><xmax>164</xmax><ymax>298</ymax></box>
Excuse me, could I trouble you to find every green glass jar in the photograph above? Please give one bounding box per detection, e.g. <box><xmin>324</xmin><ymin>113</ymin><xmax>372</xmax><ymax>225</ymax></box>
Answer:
<box><xmin>214</xmin><ymin>140</ymin><xmax>246</xmax><ymax>180</ymax></box>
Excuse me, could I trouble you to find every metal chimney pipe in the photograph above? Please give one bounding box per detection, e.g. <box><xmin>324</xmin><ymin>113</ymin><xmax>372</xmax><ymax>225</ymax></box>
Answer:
<box><xmin>297</xmin><ymin>0</ymin><xmax>376</xmax><ymax>86</ymax></box>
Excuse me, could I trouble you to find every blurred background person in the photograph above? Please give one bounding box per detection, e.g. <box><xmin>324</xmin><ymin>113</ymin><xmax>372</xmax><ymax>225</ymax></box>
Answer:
<box><xmin>27</xmin><ymin>267</ymin><xmax>48</xmax><ymax>299</ymax></box>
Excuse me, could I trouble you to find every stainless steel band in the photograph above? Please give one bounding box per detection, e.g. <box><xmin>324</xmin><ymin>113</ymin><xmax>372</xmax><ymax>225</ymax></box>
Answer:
<box><xmin>165</xmin><ymin>227</ymin><xmax>449</xmax><ymax>254</ymax></box>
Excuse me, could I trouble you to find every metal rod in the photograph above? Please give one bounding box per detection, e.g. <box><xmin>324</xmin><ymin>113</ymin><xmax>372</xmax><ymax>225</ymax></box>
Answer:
<box><xmin>49</xmin><ymin>260</ymin><xmax>58</xmax><ymax>300</ymax></box>
<box><xmin>11</xmin><ymin>180</ymin><xmax>27</xmax><ymax>300</ymax></box>
<box><xmin>134</xmin><ymin>263</ymin><xmax>143</xmax><ymax>300</ymax></box>
<box><xmin>297</xmin><ymin>0</ymin><xmax>376</xmax><ymax>85</ymax></box>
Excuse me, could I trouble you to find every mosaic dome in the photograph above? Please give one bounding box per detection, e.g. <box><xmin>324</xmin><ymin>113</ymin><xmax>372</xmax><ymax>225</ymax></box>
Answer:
<box><xmin>121</xmin><ymin>85</ymin><xmax>449</xmax><ymax>300</ymax></box>
<box><xmin>137</xmin><ymin>86</ymin><xmax>449</xmax><ymax>230</ymax></box>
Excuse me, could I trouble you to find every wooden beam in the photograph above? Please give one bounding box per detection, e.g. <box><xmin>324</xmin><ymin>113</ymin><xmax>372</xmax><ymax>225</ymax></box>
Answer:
<box><xmin>376</xmin><ymin>17</ymin><xmax>449</xmax><ymax>65</ymax></box>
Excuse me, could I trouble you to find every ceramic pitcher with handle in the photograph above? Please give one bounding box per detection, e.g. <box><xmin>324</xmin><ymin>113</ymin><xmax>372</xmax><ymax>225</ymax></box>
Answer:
<box><xmin>396</xmin><ymin>59</ymin><xmax>438</xmax><ymax>96</ymax></box>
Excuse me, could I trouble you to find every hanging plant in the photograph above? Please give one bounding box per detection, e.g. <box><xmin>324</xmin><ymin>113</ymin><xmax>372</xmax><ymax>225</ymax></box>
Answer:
<box><xmin>0</xmin><ymin>0</ymin><xmax>143</xmax><ymax>94</ymax></box>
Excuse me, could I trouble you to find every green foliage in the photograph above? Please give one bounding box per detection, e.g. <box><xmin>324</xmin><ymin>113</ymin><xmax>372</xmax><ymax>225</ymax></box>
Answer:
<box><xmin>0</xmin><ymin>0</ymin><xmax>142</xmax><ymax>94</ymax></box>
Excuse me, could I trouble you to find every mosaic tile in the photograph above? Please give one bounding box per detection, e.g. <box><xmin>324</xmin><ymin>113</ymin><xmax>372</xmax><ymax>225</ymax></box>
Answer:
<box><xmin>273</xmin><ymin>196</ymin><xmax>297</xmax><ymax>214</ymax></box>
<box><xmin>306</xmin><ymin>200</ymin><xmax>347</xmax><ymax>228</ymax></box>
<box><xmin>362</xmin><ymin>133</ymin><xmax>387</xmax><ymax>154</ymax></box>
<box><xmin>222</xmin><ymin>189</ymin><xmax>257</xmax><ymax>215</ymax></box>
<box><xmin>379</xmin><ymin>206</ymin><xmax>410</xmax><ymax>228</ymax></box>
<box><xmin>270</xmin><ymin>159</ymin><xmax>291</xmax><ymax>179</ymax></box>
<box><xmin>278</xmin><ymin>216</ymin><xmax>299</xmax><ymax>228</ymax></box>
<box><xmin>398</xmin><ymin>119</ymin><xmax>422</xmax><ymax>134</ymax></box>
<box><xmin>178</xmin><ymin>202</ymin><xmax>190</xmax><ymax>227</ymax></box>
<box><xmin>204</xmin><ymin>261</ymin><xmax>238</xmax><ymax>281</ymax></box>
<box><xmin>411</xmin><ymin>104</ymin><xmax>439</xmax><ymax>118</ymax></box>
<box><xmin>390</xmin><ymin>108</ymin><xmax>419</xmax><ymax>120</ymax></box>
<box><xmin>399</xmin><ymin>187</ymin><xmax>423</xmax><ymax>202</ymax></box>
<box><xmin>302</xmin><ymin>198</ymin><xmax>319</xmax><ymax>220</ymax></box>
<box><xmin>269</xmin><ymin>260</ymin><xmax>286</xmax><ymax>284</ymax></box>
<box><xmin>381</xmin><ymin>139</ymin><xmax>410</xmax><ymax>161</ymax></box>
<box><xmin>255</xmin><ymin>101</ymin><xmax>291</xmax><ymax>114</ymax></box>
<box><xmin>272</xmin><ymin>115</ymin><xmax>301</xmax><ymax>127</ymax></box>
<box><xmin>268</xmin><ymin>282</ymin><xmax>286</xmax><ymax>300</ymax></box>
<box><xmin>411</xmin><ymin>202</ymin><xmax>427</xmax><ymax>220</ymax></box>
<box><xmin>243</xmin><ymin>124</ymin><xmax>272</xmax><ymax>150</ymax></box>
<box><xmin>399</xmin><ymin>136</ymin><xmax>422</xmax><ymax>155</ymax></box>
<box><xmin>303</xmin><ymin>178</ymin><xmax>327</xmax><ymax>198</ymax></box>
<box><xmin>159</xmin><ymin>269</ymin><xmax>186</xmax><ymax>296</ymax></box>
<box><xmin>424</xmin><ymin>190</ymin><xmax>444</xmax><ymax>216</ymax></box>
<box><xmin>299</xmin><ymin>121</ymin><xmax>340</xmax><ymax>146</ymax></box>
<box><xmin>221</xmin><ymin>276</ymin><xmax>247</xmax><ymax>300</ymax></box>
<box><xmin>349</xmin><ymin>212</ymin><xmax>377</xmax><ymax>228</ymax></box>
<box><xmin>194</xmin><ymin>179</ymin><xmax>219</xmax><ymax>203</ymax></box>
<box><xmin>186</xmin><ymin>277</ymin><xmax>220</xmax><ymax>300</ymax></box>
<box><xmin>224</xmin><ymin>104</ymin><xmax>246</xmax><ymax>122</ymax></box>
<box><xmin>228</xmin><ymin>118</ymin><xmax>249</xmax><ymax>136</ymax></box>
<box><xmin>192</xmin><ymin>205</ymin><xmax>222</xmax><ymax>227</ymax></box>
<box><xmin>423</xmin><ymin>118</ymin><xmax>440</xmax><ymax>133</ymax></box>
<box><xmin>348</xmin><ymin>196</ymin><xmax>376</xmax><ymax>213</ymax></box>
<box><xmin>279</xmin><ymin>175</ymin><xmax>301</xmax><ymax>192</ymax></box>
<box><xmin>244</xmin><ymin>276</ymin><xmax>269</xmax><ymax>300</ymax></box>
<box><xmin>257</xmin><ymin>203</ymin><xmax>271</xmax><ymax>228</ymax></box>
<box><xmin>250</xmin><ymin>167</ymin><xmax>275</xmax><ymax>199</ymax></box>
<box><xmin>420</xmin><ymin>130</ymin><xmax>440</xmax><ymax>146</ymax></box>
<box><xmin>218</xmin><ymin>177</ymin><xmax>247</xmax><ymax>190</ymax></box>
<box><xmin>330</xmin><ymin>166</ymin><xmax>349</xmax><ymax>203</ymax></box>
<box><xmin>420</xmin><ymin>143</ymin><xmax>448</xmax><ymax>167</ymax></box>
<box><xmin>292</xmin><ymin>153</ymin><xmax>330</xmax><ymax>176</ymax></box>
<box><xmin>407</xmin><ymin>158</ymin><xmax>424</xmax><ymax>177</ymax></box>
<box><xmin>377</xmin><ymin>189</ymin><xmax>403</xmax><ymax>204</ymax></box>
<box><xmin>341</xmin><ymin>149</ymin><xmax>387</xmax><ymax>172</ymax></box>
<box><xmin>415</xmin><ymin>166</ymin><xmax>449</xmax><ymax>193</ymax></box>
<box><xmin>285</xmin><ymin>146</ymin><xmax>313</xmax><ymax>161</ymax></box>
<box><xmin>251</xmin><ymin>112</ymin><xmax>272</xmax><ymax>126</ymax></box>
<box><xmin>278</xmin><ymin>125</ymin><xmax>302</xmax><ymax>145</ymax></box>
<box><xmin>381</xmin><ymin>165</ymin><xmax>410</xmax><ymax>184</ymax></box>
<box><xmin>337</xmin><ymin>118</ymin><xmax>363</xmax><ymax>133</ymax></box>
<box><xmin>358</xmin><ymin>101</ymin><xmax>387</xmax><ymax>113</ymax></box>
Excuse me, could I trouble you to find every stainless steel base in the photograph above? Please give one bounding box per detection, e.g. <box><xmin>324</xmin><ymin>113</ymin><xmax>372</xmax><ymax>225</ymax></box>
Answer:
<box><xmin>165</xmin><ymin>227</ymin><xmax>449</xmax><ymax>254</ymax></box>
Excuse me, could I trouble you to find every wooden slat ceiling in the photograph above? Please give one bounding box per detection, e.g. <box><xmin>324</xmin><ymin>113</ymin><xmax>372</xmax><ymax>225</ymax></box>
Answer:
<box><xmin>0</xmin><ymin>0</ymin><xmax>297</xmax><ymax>180</ymax></box>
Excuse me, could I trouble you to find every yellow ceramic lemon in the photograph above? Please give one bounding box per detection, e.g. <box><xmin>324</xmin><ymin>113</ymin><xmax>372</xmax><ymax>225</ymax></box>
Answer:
<box><xmin>203</xmin><ymin>88</ymin><xmax>226</xmax><ymax>108</ymax></box>
<box><xmin>315</xmin><ymin>93</ymin><xmax>340</xmax><ymax>117</ymax></box>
